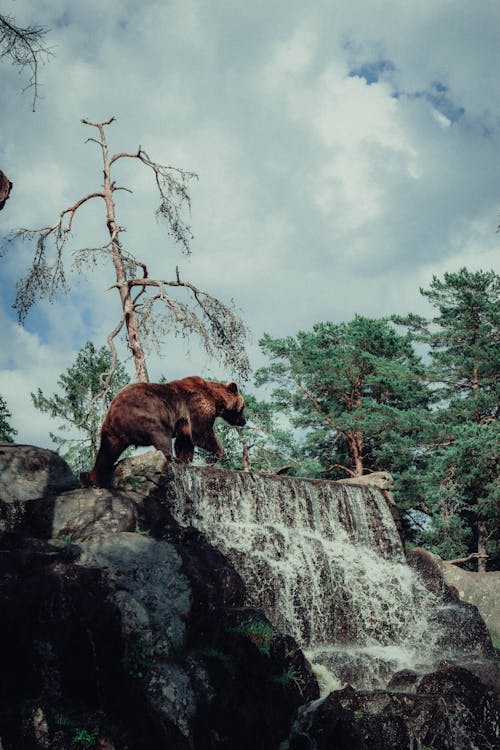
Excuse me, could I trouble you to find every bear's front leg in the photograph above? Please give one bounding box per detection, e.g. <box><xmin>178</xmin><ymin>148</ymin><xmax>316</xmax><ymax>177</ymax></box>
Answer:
<box><xmin>174</xmin><ymin>435</ymin><xmax>195</xmax><ymax>463</ymax></box>
<box><xmin>193</xmin><ymin>430</ymin><xmax>223</xmax><ymax>459</ymax></box>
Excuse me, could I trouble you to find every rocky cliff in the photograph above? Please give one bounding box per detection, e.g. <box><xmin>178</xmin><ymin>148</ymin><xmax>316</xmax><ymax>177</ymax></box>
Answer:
<box><xmin>0</xmin><ymin>443</ymin><xmax>498</xmax><ymax>750</ymax></box>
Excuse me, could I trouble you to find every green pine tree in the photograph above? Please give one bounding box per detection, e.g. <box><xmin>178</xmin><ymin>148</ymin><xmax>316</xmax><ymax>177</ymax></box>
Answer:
<box><xmin>31</xmin><ymin>341</ymin><xmax>130</xmax><ymax>474</ymax></box>
<box><xmin>213</xmin><ymin>392</ymin><xmax>310</xmax><ymax>475</ymax></box>
<box><xmin>256</xmin><ymin>316</ymin><xmax>430</xmax><ymax>492</ymax></box>
<box><xmin>394</xmin><ymin>268</ymin><xmax>499</xmax><ymax>569</ymax></box>
<box><xmin>0</xmin><ymin>395</ymin><xmax>17</xmax><ymax>442</ymax></box>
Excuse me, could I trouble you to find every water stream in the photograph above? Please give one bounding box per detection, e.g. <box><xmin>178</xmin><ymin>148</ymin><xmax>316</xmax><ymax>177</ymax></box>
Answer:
<box><xmin>166</xmin><ymin>467</ymin><xmax>460</xmax><ymax>691</ymax></box>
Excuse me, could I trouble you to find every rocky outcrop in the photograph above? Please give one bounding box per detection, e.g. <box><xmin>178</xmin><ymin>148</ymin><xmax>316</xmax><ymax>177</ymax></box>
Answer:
<box><xmin>408</xmin><ymin>547</ymin><xmax>496</xmax><ymax>657</ymax></box>
<box><xmin>0</xmin><ymin>444</ymin><xmax>498</xmax><ymax>749</ymax></box>
<box><xmin>0</xmin><ymin>442</ymin><xmax>78</xmax><ymax>503</ymax></box>
<box><xmin>442</xmin><ymin>561</ymin><xmax>500</xmax><ymax>641</ymax></box>
<box><xmin>290</xmin><ymin>667</ymin><xmax>499</xmax><ymax>750</ymax></box>
<box><xmin>0</xmin><ymin>445</ymin><xmax>318</xmax><ymax>749</ymax></box>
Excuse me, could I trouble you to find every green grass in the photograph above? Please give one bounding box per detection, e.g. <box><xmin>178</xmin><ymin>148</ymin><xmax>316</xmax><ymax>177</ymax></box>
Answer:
<box><xmin>229</xmin><ymin>620</ymin><xmax>275</xmax><ymax>655</ymax></box>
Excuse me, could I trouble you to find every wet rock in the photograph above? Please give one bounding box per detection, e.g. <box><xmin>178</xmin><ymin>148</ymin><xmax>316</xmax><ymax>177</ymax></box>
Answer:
<box><xmin>290</xmin><ymin>668</ymin><xmax>500</xmax><ymax>750</ymax></box>
<box><xmin>0</xmin><ymin>490</ymin><xmax>316</xmax><ymax>749</ymax></box>
<box><xmin>429</xmin><ymin>600</ymin><xmax>494</xmax><ymax>658</ymax></box>
<box><xmin>385</xmin><ymin>669</ymin><xmax>419</xmax><ymax>692</ymax></box>
<box><xmin>407</xmin><ymin>547</ymin><xmax>459</xmax><ymax>602</ymax></box>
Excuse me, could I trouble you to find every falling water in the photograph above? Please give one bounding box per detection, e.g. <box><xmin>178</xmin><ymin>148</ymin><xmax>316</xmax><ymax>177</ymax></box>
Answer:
<box><xmin>165</xmin><ymin>466</ymin><xmax>454</xmax><ymax>691</ymax></box>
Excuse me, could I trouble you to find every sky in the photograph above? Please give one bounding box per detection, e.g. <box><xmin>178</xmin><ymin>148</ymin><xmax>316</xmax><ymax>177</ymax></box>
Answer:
<box><xmin>1</xmin><ymin>0</ymin><xmax>499</xmax><ymax>449</ymax></box>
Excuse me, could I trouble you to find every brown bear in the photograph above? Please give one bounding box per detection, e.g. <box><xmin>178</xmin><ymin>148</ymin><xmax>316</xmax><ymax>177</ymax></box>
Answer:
<box><xmin>81</xmin><ymin>376</ymin><xmax>246</xmax><ymax>487</ymax></box>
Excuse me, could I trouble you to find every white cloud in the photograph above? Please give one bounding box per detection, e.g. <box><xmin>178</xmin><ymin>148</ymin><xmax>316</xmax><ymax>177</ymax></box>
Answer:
<box><xmin>1</xmin><ymin>0</ymin><xmax>499</xmax><ymax>450</ymax></box>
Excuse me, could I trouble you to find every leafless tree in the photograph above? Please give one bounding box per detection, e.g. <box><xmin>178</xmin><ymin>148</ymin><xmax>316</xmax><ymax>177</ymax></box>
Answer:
<box><xmin>0</xmin><ymin>13</ymin><xmax>53</xmax><ymax>111</ymax></box>
<box><xmin>5</xmin><ymin>117</ymin><xmax>250</xmax><ymax>386</ymax></box>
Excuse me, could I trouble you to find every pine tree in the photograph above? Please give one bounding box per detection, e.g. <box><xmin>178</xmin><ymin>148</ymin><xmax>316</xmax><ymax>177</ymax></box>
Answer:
<box><xmin>394</xmin><ymin>268</ymin><xmax>499</xmax><ymax>569</ymax></box>
<box><xmin>256</xmin><ymin>316</ymin><xmax>430</xmax><ymax>487</ymax></box>
<box><xmin>0</xmin><ymin>395</ymin><xmax>17</xmax><ymax>442</ymax></box>
<box><xmin>31</xmin><ymin>341</ymin><xmax>130</xmax><ymax>474</ymax></box>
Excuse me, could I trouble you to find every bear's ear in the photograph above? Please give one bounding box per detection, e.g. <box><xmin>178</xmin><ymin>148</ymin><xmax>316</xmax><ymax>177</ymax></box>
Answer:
<box><xmin>226</xmin><ymin>381</ymin><xmax>239</xmax><ymax>394</ymax></box>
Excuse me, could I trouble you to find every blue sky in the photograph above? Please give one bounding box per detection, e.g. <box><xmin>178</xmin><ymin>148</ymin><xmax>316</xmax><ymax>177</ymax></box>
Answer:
<box><xmin>1</xmin><ymin>0</ymin><xmax>499</xmax><ymax>447</ymax></box>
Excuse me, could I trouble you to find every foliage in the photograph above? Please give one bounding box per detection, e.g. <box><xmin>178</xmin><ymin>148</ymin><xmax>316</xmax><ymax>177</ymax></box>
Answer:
<box><xmin>229</xmin><ymin>620</ymin><xmax>275</xmax><ymax>655</ymax></box>
<box><xmin>31</xmin><ymin>341</ymin><xmax>130</xmax><ymax>474</ymax></box>
<box><xmin>394</xmin><ymin>268</ymin><xmax>499</xmax><ymax>568</ymax></box>
<box><xmin>256</xmin><ymin>316</ymin><xmax>430</xmax><ymax>486</ymax></box>
<box><xmin>124</xmin><ymin>633</ymin><xmax>152</xmax><ymax>679</ymax></box>
<box><xmin>0</xmin><ymin>394</ymin><xmax>17</xmax><ymax>442</ymax></box>
<box><xmin>272</xmin><ymin>666</ymin><xmax>303</xmax><ymax>692</ymax></box>
<box><xmin>72</xmin><ymin>727</ymin><xmax>96</xmax><ymax>749</ymax></box>
<box><xmin>212</xmin><ymin>392</ymin><xmax>311</xmax><ymax>475</ymax></box>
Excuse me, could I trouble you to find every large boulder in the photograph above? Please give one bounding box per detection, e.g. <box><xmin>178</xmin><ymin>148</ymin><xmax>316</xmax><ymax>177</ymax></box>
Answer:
<box><xmin>289</xmin><ymin>666</ymin><xmax>500</xmax><ymax>750</ymax></box>
<box><xmin>0</xmin><ymin>443</ymin><xmax>78</xmax><ymax>502</ymax></box>
<box><xmin>336</xmin><ymin>471</ymin><xmax>394</xmax><ymax>490</ymax></box>
<box><xmin>407</xmin><ymin>547</ymin><xmax>495</xmax><ymax>659</ymax></box>
<box><xmin>0</xmin><ymin>460</ymin><xmax>318</xmax><ymax>749</ymax></box>
<box><xmin>442</xmin><ymin>561</ymin><xmax>500</xmax><ymax>641</ymax></box>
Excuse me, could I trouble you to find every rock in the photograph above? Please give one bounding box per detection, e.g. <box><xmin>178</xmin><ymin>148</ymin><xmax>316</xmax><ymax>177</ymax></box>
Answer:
<box><xmin>29</xmin><ymin>489</ymin><xmax>141</xmax><ymax>541</ymax></box>
<box><xmin>385</xmin><ymin>669</ymin><xmax>419</xmax><ymax>692</ymax></box>
<box><xmin>408</xmin><ymin>547</ymin><xmax>495</xmax><ymax>661</ymax></box>
<box><xmin>0</xmin><ymin>488</ymin><xmax>317</xmax><ymax>749</ymax></box>
<box><xmin>407</xmin><ymin>547</ymin><xmax>459</xmax><ymax>603</ymax></box>
<box><xmin>0</xmin><ymin>443</ymin><xmax>78</xmax><ymax>502</ymax></box>
<box><xmin>336</xmin><ymin>471</ymin><xmax>394</xmax><ymax>490</ymax></box>
<box><xmin>1</xmin><ymin>443</ymin><xmax>498</xmax><ymax>749</ymax></box>
<box><xmin>441</xmin><ymin>561</ymin><xmax>500</xmax><ymax>640</ymax></box>
<box><xmin>111</xmin><ymin>449</ymin><xmax>168</xmax><ymax>494</ymax></box>
<box><xmin>289</xmin><ymin>667</ymin><xmax>500</xmax><ymax>750</ymax></box>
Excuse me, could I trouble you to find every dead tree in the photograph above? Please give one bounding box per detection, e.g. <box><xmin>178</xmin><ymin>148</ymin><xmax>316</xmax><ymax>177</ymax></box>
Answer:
<box><xmin>6</xmin><ymin>117</ymin><xmax>250</xmax><ymax>387</ymax></box>
<box><xmin>0</xmin><ymin>13</ymin><xmax>53</xmax><ymax>110</ymax></box>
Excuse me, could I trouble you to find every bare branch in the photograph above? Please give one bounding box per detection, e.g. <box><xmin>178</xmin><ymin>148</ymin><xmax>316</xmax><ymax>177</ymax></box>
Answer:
<box><xmin>11</xmin><ymin>117</ymin><xmax>249</xmax><ymax>384</ymax></box>
<box><xmin>321</xmin><ymin>463</ymin><xmax>356</xmax><ymax>477</ymax></box>
<box><xmin>110</xmin><ymin>147</ymin><xmax>198</xmax><ymax>254</ymax></box>
<box><xmin>444</xmin><ymin>552</ymin><xmax>489</xmax><ymax>566</ymax></box>
<box><xmin>0</xmin><ymin>14</ymin><xmax>54</xmax><ymax>111</ymax></box>
<box><xmin>6</xmin><ymin>190</ymin><xmax>105</xmax><ymax>322</ymax></box>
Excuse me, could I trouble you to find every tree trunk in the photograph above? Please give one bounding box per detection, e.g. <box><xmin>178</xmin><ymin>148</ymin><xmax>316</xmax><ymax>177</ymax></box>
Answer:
<box><xmin>97</xmin><ymin>122</ymin><xmax>150</xmax><ymax>383</ymax></box>
<box><xmin>347</xmin><ymin>431</ymin><xmax>364</xmax><ymax>476</ymax></box>
<box><xmin>242</xmin><ymin>442</ymin><xmax>251</xmax><ymax>473</ymax></box>
<box><xmin>477</xmin><ymin>521</ymin><xmax>487</xmax><ymax>573</ymax></box>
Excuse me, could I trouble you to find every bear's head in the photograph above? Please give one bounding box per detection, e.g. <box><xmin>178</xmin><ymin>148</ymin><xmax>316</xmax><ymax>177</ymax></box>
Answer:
<box><xmin>222</xmin><ymin>381</ymin><xmax>246</xmax><ymax>426</ymax></box>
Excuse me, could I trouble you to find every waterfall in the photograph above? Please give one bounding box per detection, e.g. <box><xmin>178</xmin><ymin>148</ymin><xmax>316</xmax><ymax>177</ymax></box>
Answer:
<box><xmin>165</xmin><ymin>467</ymin><xmax>451</xmax><ymax>691</ymax></box>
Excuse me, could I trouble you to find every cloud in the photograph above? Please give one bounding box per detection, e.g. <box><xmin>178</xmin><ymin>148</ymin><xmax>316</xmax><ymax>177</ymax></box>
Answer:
<box><xmin>1</xmin><ymin>0</ymin><xmax>499</xmax><ymax>449</ymax></box>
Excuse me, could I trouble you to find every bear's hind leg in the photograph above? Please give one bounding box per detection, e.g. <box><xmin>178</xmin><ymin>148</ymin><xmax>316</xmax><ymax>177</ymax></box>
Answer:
<box><xmin>81</xmin><ymin>434</ymin><xmax>125</xmax><ymax>488</ymax></box>
<box><xmin>150</xmin><ymin>429</ymin><xmax>174</xmax><ymax>462</ymax></box>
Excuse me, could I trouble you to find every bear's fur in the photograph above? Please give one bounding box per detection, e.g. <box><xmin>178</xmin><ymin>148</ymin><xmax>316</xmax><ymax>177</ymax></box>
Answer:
<box><xmin>81</xmin><ymin>376</ymin><xmax>246</xmax><ymax>487</ymax></box>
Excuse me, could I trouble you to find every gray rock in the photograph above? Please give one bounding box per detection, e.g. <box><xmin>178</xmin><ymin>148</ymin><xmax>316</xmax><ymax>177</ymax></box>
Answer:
<box><xmin>79</xmin><ymin>533</ymin><xmax>191</xmax><ymax>655</ymax></box>
<box><xmin>442</xmin><ymin>562</ymin><xmax>500</xmax><ymax>641</ymax></box>
<box><xmin>30</xmin><ymin>488</ymin><xmax>141</xmax><ymax>541</ymax></box>
<box><xmin>0</xmin><ymin>443</ymin><xmax>78</xmax><ymax>502</ymax></box>
<box><xmin>112</xmin><ymin>449</ymin><xmax>168</xmax><ymax>494</ymax></box>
